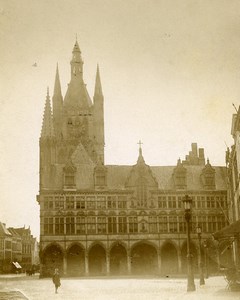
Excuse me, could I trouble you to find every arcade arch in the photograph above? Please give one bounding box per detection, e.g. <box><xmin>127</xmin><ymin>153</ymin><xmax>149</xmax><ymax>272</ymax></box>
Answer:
<box><xmin>131</xmin><ymin>242</ymin><xmax>157</xmax><ymax>275</ymax></box>
<box><xmin>42</xmin><ymin>244</ymin><xmax>63</xmax><ymax>277</ymax></box>
<box><xmin>88</xmin><ymin>244</ymin><xmax>106</xmax><ymax>275</ymax></box>
<box><xmin>67</xmin><ymin>244</ymin><xmax>85</xmax><ymax>276</ymax></box>
<box><xmin>110</xmin><ymin>243</ymin><xmax>127</xmax><ymax>275</ymax></box>
<box><xmin>161</xmin><ymin>242</ymin><xmax>178</xmax><ymax>274</ymax></box>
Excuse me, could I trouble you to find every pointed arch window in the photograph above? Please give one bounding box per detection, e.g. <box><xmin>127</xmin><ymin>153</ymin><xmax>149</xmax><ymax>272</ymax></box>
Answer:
<box><xmin>63</xmin><ymin>163</ymin><xmax>76</xmax><ymax>189</ymax></box>
<box><xmin>136</xmin><ymin>177</ymin><xmax>147</xmax><ymax>207</ymax></box>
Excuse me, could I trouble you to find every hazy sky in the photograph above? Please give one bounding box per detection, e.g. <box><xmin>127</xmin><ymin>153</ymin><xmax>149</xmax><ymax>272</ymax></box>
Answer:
<box><xmin>0</xmin><ymin>0</ymin><xmax>240</xmax><ymax>237</ymax></box>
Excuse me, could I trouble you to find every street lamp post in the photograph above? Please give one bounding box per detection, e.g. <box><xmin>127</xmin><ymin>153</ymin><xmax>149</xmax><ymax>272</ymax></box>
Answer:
<box><xmin>203</xmin><ymin>241</ymin><xmax>209</xmax><ymax>279</ymax></box>
<box><xmin>183</xmin><ymin>195</ymin><xmax>196</xmax><ymax>292</ymax></box>
<box><xmin>196</xmin><ymin>226</ymin><xmax>205</xmax><ymax>285</ymax></box>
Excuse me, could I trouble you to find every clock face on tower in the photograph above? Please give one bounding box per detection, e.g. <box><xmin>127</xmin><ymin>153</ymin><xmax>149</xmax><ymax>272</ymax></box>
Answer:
<box><xmin>67</xmin><ymin>118</ymin><xmax>87</xmax><ymax>139</ymax></box>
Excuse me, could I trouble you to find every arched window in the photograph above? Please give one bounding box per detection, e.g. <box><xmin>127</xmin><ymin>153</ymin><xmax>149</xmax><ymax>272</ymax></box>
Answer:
<box><xmin>136</xmin><ymin>177</ymin><xmax>147</xmax><ymax>207</ymax></box>
<box><xmin>63</xmin><ymin>162</ymin><xmax>76</xmax><ymax>189</ymax></box>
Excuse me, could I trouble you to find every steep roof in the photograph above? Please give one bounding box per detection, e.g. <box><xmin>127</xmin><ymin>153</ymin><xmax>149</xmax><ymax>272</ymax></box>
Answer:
<box><xmin>0</xmin><ymin>222</ymin><xmax>12</xmax><ymax>237</ymax></box>
<box><xmin>105</xmin><ymin>165</ymin><xmax>227</xmax><ymax>191</ymax></box>
<box><xmin>8</xmin><ymin>227</ymin><xmax>21</xmax><ymax>237</ymax></box>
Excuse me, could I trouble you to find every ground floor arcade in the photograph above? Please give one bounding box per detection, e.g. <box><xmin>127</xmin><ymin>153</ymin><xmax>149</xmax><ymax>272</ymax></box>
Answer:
<box><xmin>39</xmin><ymin>236</ymin><xmax>229</xmax><ymax>277</ymax></box>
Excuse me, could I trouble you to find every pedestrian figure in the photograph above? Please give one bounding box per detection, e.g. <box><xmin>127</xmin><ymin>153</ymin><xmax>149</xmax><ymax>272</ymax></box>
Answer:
<box><xmin>52</xmin><ymin>268</ymin><xmax>61</xmax><ymax>294</ymax></box>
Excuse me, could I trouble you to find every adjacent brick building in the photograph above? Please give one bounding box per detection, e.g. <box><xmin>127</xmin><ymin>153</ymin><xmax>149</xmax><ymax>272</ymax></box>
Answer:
<box><xmin>0</xmin><ymin>223</ymin><xmax>38</xmax><ymax>273</ymax></box>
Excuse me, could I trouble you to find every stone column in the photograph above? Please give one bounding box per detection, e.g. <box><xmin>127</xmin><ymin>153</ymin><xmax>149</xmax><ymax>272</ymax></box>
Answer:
<box><xmin>157</xmin><ymin>249</ymin><xmax>161</xmax><ymax>275</ymax></box>
<box><xmin>85</xmin><ymin>254</ymin><xmax>89</xmax><ymax>276</ymax></box>
<box><xmin>63</xmin><ymin>252</ymin><xmax>67</xmax><ymax>276</ymax></box>
<box><xmin>178</xmin><ymin>249</ymin><xmax>182</xmax><ymax>273</ymax></box>
<box><xmin>106</xmin><ymin>252</ymin><xmax>110</xmax><ymax>275</ymax></box>
<box><xmin>127</xmin><ymin>252</ymin><xmax>131</xmax><ymax>275</ymax></box>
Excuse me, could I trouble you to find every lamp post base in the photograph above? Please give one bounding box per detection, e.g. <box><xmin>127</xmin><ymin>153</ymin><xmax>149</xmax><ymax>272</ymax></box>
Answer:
<box><xmin>187</xmin><ymin>279</ymin><xmax>196</xmax><ymax>292</ymax></box>
<box><xmin>200</xmin><ymin>276</ymin><xmax>205</xmax><ymax>285</ymax></box>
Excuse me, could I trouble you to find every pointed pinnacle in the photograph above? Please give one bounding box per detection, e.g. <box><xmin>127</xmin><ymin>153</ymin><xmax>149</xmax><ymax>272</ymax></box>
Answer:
<box><xmin>53</xmin><ymin>64</ymin><xmax>62</xmax><ymax>97</ymax></box>
<box><xmin>94</xmin><ymin>64</ymin><xmax>103</xmax><ymax>96</ymax></box>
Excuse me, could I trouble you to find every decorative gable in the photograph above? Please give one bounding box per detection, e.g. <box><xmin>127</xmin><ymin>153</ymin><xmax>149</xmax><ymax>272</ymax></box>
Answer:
<box><xmin>125</xmin><ymin>147</ymin><xmax>158</xmax><ymax>208</ymax></box>
<box><xmin>94</xmin><ymin>160</ymin><xmax>107</xmax><ymax>189</ymax></box>
<box><xmin>63</xmin><ymin>160</ymin><xmax>76</xmax><ymax>190</ymax></box>
<box><xmin>201</xmin><ymin>159</ymin><xmax>216</xmax><ymax>190</ymax></box>
<box><xmin>173</xmin><ymin>159</ymin><xmax>187</xmax><ymax>190</ymax></box>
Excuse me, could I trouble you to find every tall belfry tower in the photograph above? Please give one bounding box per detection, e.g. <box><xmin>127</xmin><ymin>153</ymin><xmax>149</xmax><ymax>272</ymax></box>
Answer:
<box><xmin>38</xmin><ymin>40</ymin><xmax>228</xmax><ymax>279</ymax></box>
<box><xmin>39</xmin><ymin>40</ymin><xmax>105</xmax><ymax>192</ymax></box>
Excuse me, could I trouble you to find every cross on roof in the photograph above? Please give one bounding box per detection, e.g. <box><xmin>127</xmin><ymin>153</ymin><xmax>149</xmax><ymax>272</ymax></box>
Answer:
<box><xmin>137</xmin><ymin>140</ymin><xmax>143</xmax><ymax>149</ymax></box>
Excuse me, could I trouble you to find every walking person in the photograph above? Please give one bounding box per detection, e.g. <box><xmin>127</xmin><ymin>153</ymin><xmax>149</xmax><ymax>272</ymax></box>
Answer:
<box><xmin>52</xmin><ymin>268</ymin><xmax>61</xmax><ymax>294</ymax></box>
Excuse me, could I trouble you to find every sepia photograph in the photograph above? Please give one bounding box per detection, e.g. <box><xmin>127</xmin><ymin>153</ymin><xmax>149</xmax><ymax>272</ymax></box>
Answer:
<box><xmin>0</xmin><ymin>0</ymin><xmax>240</xmax><ymax>299</ymax></box>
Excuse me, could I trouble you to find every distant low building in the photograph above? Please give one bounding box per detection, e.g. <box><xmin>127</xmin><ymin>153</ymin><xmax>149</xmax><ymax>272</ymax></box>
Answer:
<box><xmin>8</xmin><ymin>228</ymin><xmax>22</xmax><ymax>265</ymax></box>
<box><xmin>0</xmin><ymin>222</ymin><xmax>38</xmax><ymax>273</ymax></box>
<box><xmin>0</xmin><ymin>222</ymin><xmax>13</xmax><ymax>273</ymax></box>
<box><xmin>37</xmin><ymin>41</ymin><xmax>229</xmax><ymax>277</ymax></box>
<box><xmin>14</xmin><ymin>227</ymin><xmax>35</xmax><ymax>271</ymax></box>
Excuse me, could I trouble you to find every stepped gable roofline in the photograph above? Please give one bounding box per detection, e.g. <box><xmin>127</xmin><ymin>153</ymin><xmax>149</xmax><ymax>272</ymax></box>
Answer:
<box><xmin>105</xmin><ymin>165</ymin><xmax>227</xmax><ymax>191</ymax></box>
<box><xmin>174</xmin><ymin>158</ymin><xmax>187</xmax><ymax>172</ymax></box>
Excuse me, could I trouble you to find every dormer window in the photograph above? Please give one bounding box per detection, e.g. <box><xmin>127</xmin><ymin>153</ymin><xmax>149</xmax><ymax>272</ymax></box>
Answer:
<box><xmin>173</xmin><ymin>159</ymin><xmax>187</xmax><ymax>190</ymax></box>
<box><xmin>201</xmin><ymin>159</ymin><xmax>215</xmax><ymax>190</ymax></box>
<box><xmin>65</xmin><ymin>173</ymin><xmax>75</xmax><ymax>186</ymax></box>
<box><xmin>63</xmin><ymin>161</ymin><xmax>76</xmax><ymax>190</ymax></box>
<box><xmin>94</xmin><ymin>163</ymin><xmax>107</xmax><ymax>189</ymax></box>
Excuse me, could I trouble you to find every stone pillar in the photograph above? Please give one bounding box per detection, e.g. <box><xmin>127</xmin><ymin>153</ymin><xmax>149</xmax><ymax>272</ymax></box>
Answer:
<box><xmin>178</xmin><ymin>249</ymin><xmax>182</xmax><ymax>273</ymax></box>
<box><xmin>157</xmin><ymin>249</ymin><xmax>161</xmax><ymax>275</ymax></box>
<box><xmin>127</xmin><ymin>252</ymin><xmax>131</xmax><ymax>275</ymax></box>
<box><xmin>85</xmin><ymin>254</ymin><xmax>89</xmax><ymax>276</ymax></box>
<box><xmin>63</xmin><ymin>253</ymin><xmax>67</xmax><ymax>276</ymax></box>
<box><xmin>106</xmin><ymin>252</ymin><xmax>110</xmax><ymax>275</ymax></box>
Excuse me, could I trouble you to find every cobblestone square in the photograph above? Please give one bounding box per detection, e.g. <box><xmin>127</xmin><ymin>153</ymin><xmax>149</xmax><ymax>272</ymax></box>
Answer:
<box><xmin>0</xmin><ymin>275</ymin><xmax>240</xmax><ymax>300</ymax></box>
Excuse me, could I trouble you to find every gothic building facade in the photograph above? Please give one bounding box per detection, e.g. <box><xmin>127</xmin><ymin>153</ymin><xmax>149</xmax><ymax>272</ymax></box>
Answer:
<box><xmin>38</xmin><ymin>41</ymin><xmax>229</xmax><ymax>277</ymax></box>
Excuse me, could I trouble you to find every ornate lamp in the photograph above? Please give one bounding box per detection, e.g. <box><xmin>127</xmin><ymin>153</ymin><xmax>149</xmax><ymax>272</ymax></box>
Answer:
<box><xmin>183</xmin><ymin>195</ymin><xmax>196</xmax><ymax>292</ymax></box>
<box><xmin>196</xmin><ymin>226</ymin><xmax>205</xmax><ymax>285</ymax></box>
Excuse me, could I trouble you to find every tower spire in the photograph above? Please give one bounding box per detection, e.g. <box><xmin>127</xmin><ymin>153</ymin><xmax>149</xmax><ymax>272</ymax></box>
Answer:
<box><xmin>52</xmin><ymin>64</ymin><xmax>63</xmax><ymax>136</ymax></box>
<box><xmin>93</xmin><ymin>64</ymin><xmax>104</xmax><ymax>164</ymax></box>
<box><xmin>94</xmin><ymin>64</ymin><xmax>103</xmax><ymax>96</ymax></box>
<box><xmin>53</xmin><ymin>63</ymin><xmax>62</xmax><ymax>97</ymax></box>
<box><xmin>70</xmin><ymin>40</ymin><xmax>83</xmax><ymax>78</ymax></box>
<box><xmin>41</xmin><ymin>87</ymin><xmax>54</xmax><ymax>138</ymax></box>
